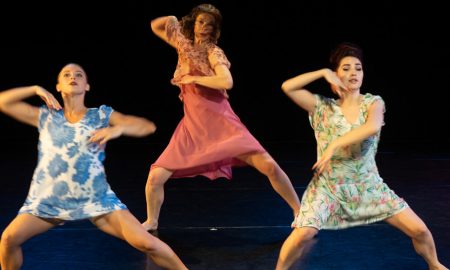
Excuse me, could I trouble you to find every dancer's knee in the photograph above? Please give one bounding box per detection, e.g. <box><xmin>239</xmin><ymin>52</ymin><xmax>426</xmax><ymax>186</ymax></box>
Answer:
<box><xmin>410</xmin><ymin>224</ymin><xmax>431</xmax><ymax>241</ymax></box>
<box><xmin>1</xmin><ymin>230</ymin><xmax>21</xmax><ymax>250</ymax></box>
<box><xmin>259</xmin><ymin>159</ymin><xmax>279</xmax><ymax>178</ymax></box>
<box><xmin>291</xmin><ymin>228</ymin><xmax>317</xmax><ymax>248</ymax></box>
<box><xmin>146</xmin><ymin>173</ymin><xmax>166</xmax><ymax>188</ymax></box>
<box><xmin>136</xmin><ymin>237</ymin><xmax>161</xmax><ymax>254</ymax></box>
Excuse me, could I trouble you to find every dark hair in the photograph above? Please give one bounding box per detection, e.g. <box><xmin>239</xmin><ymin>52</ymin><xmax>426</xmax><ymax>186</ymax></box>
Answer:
<box><xmin>180</xmin><ymin>3</ymin><xmax>222</xmax><ymax>44</ymax></box>
<box><xmin>57</xmin><ymin>63</ymin><xmax>88</xmax><ymax>83</ymax></box>
<box><xmin>329</xmin><ymin>42</ymin><xmax>364</xmax><ymax>71</ymax></box>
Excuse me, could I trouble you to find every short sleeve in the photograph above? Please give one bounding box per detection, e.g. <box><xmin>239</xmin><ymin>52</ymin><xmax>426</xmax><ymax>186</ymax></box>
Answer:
<box><xmin>208</xmin><ymin>46</ymin><xmax>231</xmax><ymax>70</ymax></box>
<box><xmin>38</xmin><ymin>105</ymin><xmax>50</xmax><ymax>131</ymax></box>
<box><xmin>365</xmin><ymin>94</ymin><xmax>385</xmax><ymax>113</ymax></box>
<box><xmin>361</xmin><ymin>93</ymin><xmax>385</xmax><ymax>125</ymax></box>
<box><xmin>98</xmin><ymin>105</ymin><xmax>114</xmax><ymax>127</ymax></box>
<box><xmin>362</xmin><ymin>93</ymin><xmax>385</xmax><ymax>113</ymax></box>
<box><xmin>309</xmin><ymin>94</ymin><xmax>332</xmax><ymax>129</ymax></box>
<box><xmin>166</xmin><ymin>17</ymin><xmax>181</xmax><ymax>46</ymax></box>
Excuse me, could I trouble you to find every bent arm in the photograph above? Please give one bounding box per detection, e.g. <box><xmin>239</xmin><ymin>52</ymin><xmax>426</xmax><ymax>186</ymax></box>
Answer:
<box><xmin>150</xmin><ymin>15</ymin><xmax>178</xmax><ymax>48</ymax></box>
<box><xmin>329</xmin><ymin>100</ymin><xmax>384</xmax><ymax>149</ymax></box>
<box><xmin>312</xmin><ymin>100</ymin><xmax>385</xmax><ymax>174</ymax></box>
<box><xmin>181</xmin><ymin>64</ymin><xmax>233</xmax><ymax>90</ymax></box>
<box><xmin>281</xmin><ymin>68</ymin><xmax>347</xmax><ymax>113</ymax></box>
<box><xmin>109</xmin><ymin>111</ymin><xmax>157</xmax><ymax>137</ymax></box>
<box><xmin>0</xmin><ymin>86</ymin><xmax>59</xmax><ymax>127</ymax></box>
<box><xmin>89</xmin><ymin>111</ymin><xmax>157</xmax><ymax>145</ymax></box>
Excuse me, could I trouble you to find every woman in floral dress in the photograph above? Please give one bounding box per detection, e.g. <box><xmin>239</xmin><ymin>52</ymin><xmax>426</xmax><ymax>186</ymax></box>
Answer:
<box><xmin>142</xmin><ymin>4</ymin><xmax>300</xmax><ymax>232</ymax></box>
<box><xmin>275</xmin><ymin>43</ymin><xmax>448</xmax><ymax>270</ymax></box>
<box><xmin>0</xmin><ymin>63</ymin><xmax>187</xmax><ymax>270</ymax></box>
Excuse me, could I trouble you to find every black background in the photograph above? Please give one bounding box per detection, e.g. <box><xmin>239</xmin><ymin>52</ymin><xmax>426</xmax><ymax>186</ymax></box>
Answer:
<box><xmin>1</xmin><ymin>0</ymin><xmax>449</xmax><ymax>153</ymax></box>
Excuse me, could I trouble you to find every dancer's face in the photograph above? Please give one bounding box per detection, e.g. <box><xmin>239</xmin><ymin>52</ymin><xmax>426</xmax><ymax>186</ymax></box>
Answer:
<box><xmin>194</xmin><ymin>13</ymin><xmax>215</xmax><ymax>44</ymax></box>
<box><xmin>336</xmin><ymin>56</ymin><xmax>364</xmax><ymax>91</ymax></box>
<box><xmin>56</xmin><ymin>64</ymin><xmax>90</xmax><ymax>95</ymax></box>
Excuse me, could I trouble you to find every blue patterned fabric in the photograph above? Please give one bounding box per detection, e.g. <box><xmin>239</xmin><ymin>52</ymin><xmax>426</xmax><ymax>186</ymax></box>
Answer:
<box><xmin>19</xmin><ymin>105</ymin><xmax>127</xmax><ymax>220</ymax></box>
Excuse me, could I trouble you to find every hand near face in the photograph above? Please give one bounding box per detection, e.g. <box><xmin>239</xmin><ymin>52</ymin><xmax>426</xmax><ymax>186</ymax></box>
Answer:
<box><xmin>35</xmin><ymin>86</ymin><xmax>62</xmax><ymax>110</ymax></box>
<box><xmin>322</xmin><ymin>69</ymin><xmax>349</xmax><ymax>98</ymax></box>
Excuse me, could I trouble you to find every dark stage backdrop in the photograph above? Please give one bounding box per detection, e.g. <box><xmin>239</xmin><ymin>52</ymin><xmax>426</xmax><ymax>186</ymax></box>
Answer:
<box><xmin>0</xmin><ymin>0</ymin><xmax>449</xmax><ymax>154</ymax></box>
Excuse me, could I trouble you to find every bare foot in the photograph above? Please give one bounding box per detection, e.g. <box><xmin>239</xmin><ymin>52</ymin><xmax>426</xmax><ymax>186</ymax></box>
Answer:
<box><xmin>429</xmin><ymin>263</ymin><xmax>449</xmax><ymax>270</ymax></box>
<box><xmin>142</xmin><ymin>220</ymin><xmax>158</xmax><ymax>231</ymax></box>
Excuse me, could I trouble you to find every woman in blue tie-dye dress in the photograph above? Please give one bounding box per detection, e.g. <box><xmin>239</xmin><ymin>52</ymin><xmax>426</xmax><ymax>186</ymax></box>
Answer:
<box><xmin>0</xmin><ymin>63</ymin><xmax>188</xmax><ymax>270</ymax></box>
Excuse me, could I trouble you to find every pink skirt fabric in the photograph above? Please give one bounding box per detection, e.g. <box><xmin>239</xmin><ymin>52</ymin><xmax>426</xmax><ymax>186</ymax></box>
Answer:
<box><xmin>152</xmin><ymin>84</ymin><xmax>266</xmax><ymax>179</ymax></box>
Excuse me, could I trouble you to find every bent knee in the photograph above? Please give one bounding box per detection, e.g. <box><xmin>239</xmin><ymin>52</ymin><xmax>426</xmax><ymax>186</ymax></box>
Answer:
<box><xmin>292</xmin><ymin>228</ymin><xmax>317</xmax><ymax>247</ymax></box>
<box><xmin>410</xmin><ymin>224</ymin><xmax>431</xmax><ymax>240</ymax></box>
<box><xmin>259</xmin><ymin>159</ymin><xmax>279</xmax><ymax>177</ymax></box>
<box><xmin>1</xmin><ymin>230</ymin><xmax>21</xmax><ymax>249</ymax></box>
<box><xmin>135</xmin><ymin>237</ymin><xmax>161</xmax><ymax>254</ymax></box>
<box><xmin>146</xmin><ymin>173</ymin><xmax>166</xmax><ymax>187</ymax></box>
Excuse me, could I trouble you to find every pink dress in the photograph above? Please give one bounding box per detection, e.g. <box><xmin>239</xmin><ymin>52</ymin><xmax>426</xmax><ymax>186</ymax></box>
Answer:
<box><xmin>151</xmin><ymin>19</ymin><xmax>266</xmax><ymax>179</ymax></box>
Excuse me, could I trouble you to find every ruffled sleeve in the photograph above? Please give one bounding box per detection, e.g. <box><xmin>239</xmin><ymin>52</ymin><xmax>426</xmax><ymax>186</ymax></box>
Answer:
<box><xmin>362</xmin><ymin>93</ymin><xmax>385</xmax><ymax>125</ymax></box>
<box><xmin>208</xmin><ymin>46</ymin><xmax>231</xmax><ymax>70</ymax></box>
<box><xmin>363</xmin><ymin>93</ymin><xmax>385</xmax><ymax>112</ymax></box>
<box><xmin>166</xmin><ymin>18</ymin><xmax>183</xmax><ymax>48</ymax></box>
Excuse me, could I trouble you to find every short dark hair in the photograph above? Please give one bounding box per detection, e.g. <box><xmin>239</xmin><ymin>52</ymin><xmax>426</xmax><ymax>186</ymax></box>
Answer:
<box><xmin>329</xmin><ymin>42</ymin><xmax>364</xmax><ymax>70</ymax></box>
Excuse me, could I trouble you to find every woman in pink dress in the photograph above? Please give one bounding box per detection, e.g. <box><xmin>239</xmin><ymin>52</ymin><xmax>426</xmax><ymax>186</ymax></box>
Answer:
<box><xmin>142</xmin><ymin>4</ymin><xmax>301</xmax><ymax>232</ymax></box>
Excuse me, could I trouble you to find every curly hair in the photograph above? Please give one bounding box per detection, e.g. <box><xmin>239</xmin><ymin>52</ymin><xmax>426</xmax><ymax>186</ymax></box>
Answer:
<box><xmin>180</xmin><ymin>4</ymin><xmax>222</xmax><ymax>44</ymax></box>
<box><xmin>329</xmin><ymin>42</ymin><xmax>364</xmax><ymax>71</ymax></box>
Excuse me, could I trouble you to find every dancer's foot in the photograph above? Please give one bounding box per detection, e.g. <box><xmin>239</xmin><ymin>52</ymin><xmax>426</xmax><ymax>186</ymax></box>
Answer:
<box><xmin>429</xmin><ymin>263</ymin><xmax>448</xmax><ymax>270</ymax></box>
<box><xmin>142</xmin><ymin>220</ymin><xmax>158</xmax><ymax>232</ymax></box>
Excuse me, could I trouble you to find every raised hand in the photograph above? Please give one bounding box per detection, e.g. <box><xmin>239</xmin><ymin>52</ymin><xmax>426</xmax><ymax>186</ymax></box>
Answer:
<box><xmin>35</xmin><ymin>86</ymin><xmax>62</xmax><ymax>110</ymax></box>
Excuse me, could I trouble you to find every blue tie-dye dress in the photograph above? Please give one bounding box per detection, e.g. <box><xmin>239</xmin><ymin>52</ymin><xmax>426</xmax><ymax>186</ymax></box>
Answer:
<box><xmin>18</xmin><ymin>105</ymin><xmax>127</xmax><ymax>220</ymax></box>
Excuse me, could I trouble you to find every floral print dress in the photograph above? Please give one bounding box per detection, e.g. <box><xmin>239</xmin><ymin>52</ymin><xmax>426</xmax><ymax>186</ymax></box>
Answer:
<box><xmin>18</xmin><ymin>105</ymin><xmax>127</xmax><ymax>220</ymax></box>
<box><xmin>150</xmin><ymin>19</ymin><xmax>266</xmax><ymax>179</ymax></box>
<box><xmin>292</xmin><ymin>93</ymin><xmax>408</xmax><ymax>230</ymax></box>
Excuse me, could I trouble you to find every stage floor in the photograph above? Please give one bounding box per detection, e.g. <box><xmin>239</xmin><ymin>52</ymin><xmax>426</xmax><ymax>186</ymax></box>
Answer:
<box><xmin>1</xmin><ymin>142</ymin><xmax>449</xmax><ymax>269</ymax></box>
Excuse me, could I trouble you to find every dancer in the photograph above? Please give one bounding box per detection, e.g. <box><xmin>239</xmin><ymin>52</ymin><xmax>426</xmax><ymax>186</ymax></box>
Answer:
<box><xmin>0</xmin><ymin>63</ymin><xmax>188</xmax><ymax>270</ymax></box>
<box><xmin>142</xmin><ymin>3</ymin><xmax>301</xmax><ymax>231</ymax></box>
<box><xmin>275</xmin><ymin>42</ymin><xmax>448</xmax><ymax>270</ymax></box>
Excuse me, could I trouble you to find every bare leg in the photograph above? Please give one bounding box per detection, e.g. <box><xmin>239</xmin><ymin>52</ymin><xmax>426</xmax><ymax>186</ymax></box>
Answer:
<box><xmin>276</xmin><ymin>227</ymin><xmax>318</xmax><ymax>270</ymax></box>
<box><xmin>385</xmin><ymin>208</ymin><xmax>448</xmax><ymax>270</ymax></box>
<box><xmin>93</xmin><ymin>210</ymin><xmax>188</xmax><ymax>270</ymax></box>
<box><xmin>143</xmin><ymin>167</ymin><xmax>173</xmax><ymax>231</ymax></box>
<box><xmin>238</xmin><ymin>152</ymin><xmax>301</xmax><ymax>215</ymax></box>
<box><xmin>0</xmin><ymin>214</ymin><xmax>59</xmax><ymax>270</ymax></box>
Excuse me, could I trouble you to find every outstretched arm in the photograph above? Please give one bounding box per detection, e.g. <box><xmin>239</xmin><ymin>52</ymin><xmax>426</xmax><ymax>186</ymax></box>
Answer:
<box><xmin>150</xmin><ymin>15</ymin><xmax>178</xmax><ymax>48</ymax></box>
<box><xmin>281</xmin><ymin>68</ymin><xmax>347</xmax><ymax>114</ymax></box>
<box><xmin>0</xmin><ymin>85</ymin><xmax>61</xmax><ymax>127</ymax></box>
<box><xmin>312</xmin><ymin>100</ymin><xmax>385</xmax><ymax>174</ymax></box>
<box><xmin>89</xmin><ymin>111</ymin><xmax>157</xmax><ymax>145</ymax></box>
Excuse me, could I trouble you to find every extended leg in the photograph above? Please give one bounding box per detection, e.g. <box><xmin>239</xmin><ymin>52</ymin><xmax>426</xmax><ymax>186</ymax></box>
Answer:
<box><xmin>385</xmin><ymin>208</ymin><xmax>448</xmax><ymax>270</ymax></box>
<box><xmin>238</xmin><ymin>152</ymin><xmax>301</xmax><ymax>215</ymax></box>
<box><xmin>143</xmin><ymin>167</ymin><xmax>173</xmax><ymax>231</ymax></box>
<box><xmin>1</xmin><ymin>214</ymin><xmax>58</xmax><ymax>270</ymax></box>
<box><xmin>93</xmin><ymin>210</ymin><xmax>188</xmax><ymax>270</ymax></box>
